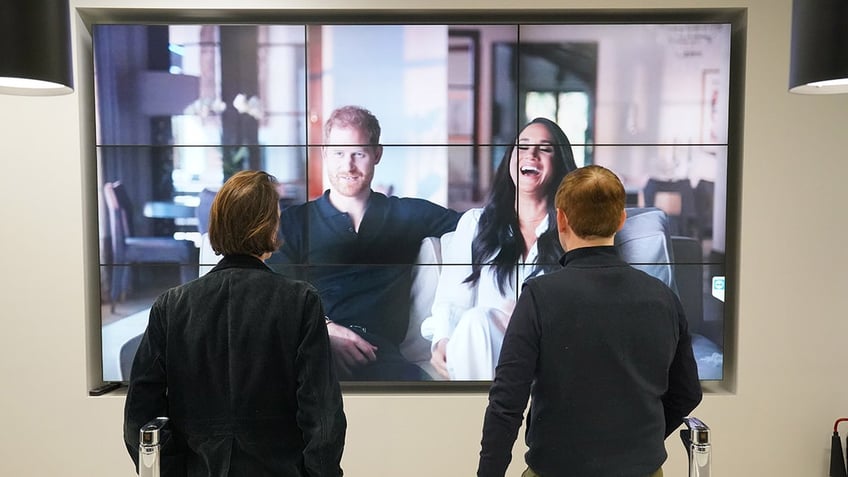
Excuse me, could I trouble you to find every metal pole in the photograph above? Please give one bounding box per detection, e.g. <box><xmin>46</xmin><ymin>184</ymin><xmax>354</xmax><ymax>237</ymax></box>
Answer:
<box><xmin>139</xmin><ymin>417</ymin><xmax>169</xmax><ymax>477</ymax></box>
<box><xmin>680</xmin><ymin>417</ymin><xmax>711</xmax><ymax>477</ymax></box>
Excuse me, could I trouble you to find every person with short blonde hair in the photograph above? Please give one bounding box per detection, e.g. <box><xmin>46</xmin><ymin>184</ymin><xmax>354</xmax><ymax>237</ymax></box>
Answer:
<box><xmin>124</xmin><ymin>170</ymin><xmax>346</xmax><ymax>476</ymax></box>
<box><xmin>478</xmin><ymin>165</ymin><xmax>702</xmax><ymax>477</ymax></box>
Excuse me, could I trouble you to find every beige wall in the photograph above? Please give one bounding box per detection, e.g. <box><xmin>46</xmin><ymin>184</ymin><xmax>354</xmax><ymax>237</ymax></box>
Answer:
<box><xmin>1</xmin><ymin>0</ymin><xmax>847</xmax><ymax>475</ymax></box>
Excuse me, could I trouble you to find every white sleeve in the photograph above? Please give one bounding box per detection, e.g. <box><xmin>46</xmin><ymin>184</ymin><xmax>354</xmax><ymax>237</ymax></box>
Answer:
<box><xmin>420</xmin><ymin>209</ymin><xmax>481</xmax><ymax>348</ymax></box>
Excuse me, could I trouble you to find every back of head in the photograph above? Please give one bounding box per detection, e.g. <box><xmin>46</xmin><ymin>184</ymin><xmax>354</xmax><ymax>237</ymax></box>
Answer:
<box><xmin>555</xmin><ymin>165</ymin><xmax>625</xmax><ymax>239</ymax></box>
<box><xmin>323</xmin><ymin>105</ymin><xmax>381</xmax><ymax>145</ymax></box>
<box><xmin>209</xmin><ymin>170</ymin><xmax>281</xmax><ymax>256</ymax></box>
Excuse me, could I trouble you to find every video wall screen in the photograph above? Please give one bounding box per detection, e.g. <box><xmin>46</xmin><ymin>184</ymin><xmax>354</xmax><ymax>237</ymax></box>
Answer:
<box><xmin>94</xmin><ymin>16</ymin><xmax>737</xmax><ymax>385</ymax></box>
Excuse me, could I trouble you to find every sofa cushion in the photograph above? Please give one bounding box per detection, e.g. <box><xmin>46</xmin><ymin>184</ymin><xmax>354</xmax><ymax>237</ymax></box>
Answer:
<box><xmin>399</xmin><ymin>235</ymin><xmax>444</xmax><ymax>375</ymax></box>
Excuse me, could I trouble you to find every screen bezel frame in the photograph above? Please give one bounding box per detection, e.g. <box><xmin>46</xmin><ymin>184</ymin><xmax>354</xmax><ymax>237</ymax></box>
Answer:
<box><xmin>80</xmin><ymin>7</ymin><xmax>745</xmax><ymax>394</ymax></box>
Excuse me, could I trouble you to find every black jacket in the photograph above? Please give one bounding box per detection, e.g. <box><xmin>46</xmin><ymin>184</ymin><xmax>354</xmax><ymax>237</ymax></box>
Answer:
<box><xmin>479</xmin><ymin>246</ymin><xmax>702</xmax><ymax>477</ymax></box>
<box><xmin>123</xmin><ymin>254</ymin><xmax>346</xmax><ymax>476</ymax></box>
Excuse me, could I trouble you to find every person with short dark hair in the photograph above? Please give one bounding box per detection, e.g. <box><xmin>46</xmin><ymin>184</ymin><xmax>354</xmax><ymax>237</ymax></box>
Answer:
<box><xmin>269</xmin><ymin>105</ymin><xmax>460</xmax><ymax>381</ymax></box>
<box><xmin>124</xmin><ymin>170</ymin><xmax>346</xmax><ymax>476</ymax></box>
<box><xmin>478</xmin><ymin>165</ymin><xmax>702</xmax><ymax>477</ymax></box>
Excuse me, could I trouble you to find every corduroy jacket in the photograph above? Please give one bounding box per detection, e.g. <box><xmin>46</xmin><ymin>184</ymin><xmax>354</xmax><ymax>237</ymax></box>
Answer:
<box><xmin>124</xmin><ymin>254</ymin><xmax>346</xmax><ymax>476</ymax></box>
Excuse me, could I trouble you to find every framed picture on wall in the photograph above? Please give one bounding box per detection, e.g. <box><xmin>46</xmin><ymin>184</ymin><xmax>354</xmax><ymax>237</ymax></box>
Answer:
<box><xmin>701</xmin><ymin>67</ymin><xmax>723</xmax><ymax>153</ymax></box>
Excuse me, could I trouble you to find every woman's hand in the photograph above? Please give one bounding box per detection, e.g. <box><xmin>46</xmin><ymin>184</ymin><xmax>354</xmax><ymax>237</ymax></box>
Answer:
<box><xmin>430</xmin><ymin>338</ymin><xmax>451</xmax><ymax>379</ymax></box>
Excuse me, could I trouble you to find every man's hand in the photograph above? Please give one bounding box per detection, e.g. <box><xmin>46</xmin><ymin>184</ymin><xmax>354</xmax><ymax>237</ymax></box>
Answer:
<box><xmin>326</xmin><ymin>322</ymin><xmax>378</xmax><ymax>378</ymax></box>
<box><xmin>430</xmin><ymin>338</ymin><xmax>450</xmax><ymax>379</ymax></box>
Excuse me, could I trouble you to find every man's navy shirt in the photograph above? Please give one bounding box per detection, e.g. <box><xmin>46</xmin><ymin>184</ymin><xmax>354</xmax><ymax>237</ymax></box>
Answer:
<box><xmin>269</xmin><ymin>190</ymin><xmax>460</xmax><ymax>345</ymax></box>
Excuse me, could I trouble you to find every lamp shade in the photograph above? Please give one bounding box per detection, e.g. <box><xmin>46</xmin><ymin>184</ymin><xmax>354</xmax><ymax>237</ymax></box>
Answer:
<box><xmin>789</xmin><ymin>0</ymin><xmax>848</xmax><ymax>94</ymax></box>
<box><xmin>0</xmin><ymin>0</ymin><xmax>73</xmax><ymax>96</ymax></box>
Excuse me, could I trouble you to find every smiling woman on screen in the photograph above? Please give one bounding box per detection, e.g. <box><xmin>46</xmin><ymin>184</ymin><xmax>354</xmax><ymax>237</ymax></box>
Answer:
<box><xmin>421</xmin><ymin>118</ymin><xmax>577</xmax><ymax>380</ymax></box>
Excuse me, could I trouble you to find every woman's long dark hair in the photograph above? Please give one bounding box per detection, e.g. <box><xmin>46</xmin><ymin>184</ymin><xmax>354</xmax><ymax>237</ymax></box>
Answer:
<box><xmin>464</xmin><ymin>117</ymin><xmax>577</xmax><ymax>294</ymax></box>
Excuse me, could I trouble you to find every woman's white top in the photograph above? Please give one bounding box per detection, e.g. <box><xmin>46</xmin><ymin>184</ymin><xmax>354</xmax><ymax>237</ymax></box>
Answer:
<box><xmin>420</xmin><ymin>208</ymin><xmax>549</xmax><ymax>348</ymax></box>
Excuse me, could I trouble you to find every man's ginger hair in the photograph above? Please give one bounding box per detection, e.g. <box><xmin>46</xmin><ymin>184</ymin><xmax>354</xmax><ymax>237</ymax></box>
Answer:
<box><xmin>555</xmin><ymin>165</ymin><xmax>625</xmax><ymax>239</ymax></box>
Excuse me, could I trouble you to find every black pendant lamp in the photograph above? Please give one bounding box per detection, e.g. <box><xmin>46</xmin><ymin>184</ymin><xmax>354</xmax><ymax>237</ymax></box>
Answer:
<box><xmin>0</xmin><ymin>0</ymin><xmax>74</xmax><ymax>96</ymax></box>
<box><xmin>789</xmin><ymin>0</ymin><xmax>848</xmax><ymax>94</ymax></box>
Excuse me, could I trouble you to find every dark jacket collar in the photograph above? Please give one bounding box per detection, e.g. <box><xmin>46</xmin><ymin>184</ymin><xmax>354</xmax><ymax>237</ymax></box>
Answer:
<box><xmin>209</xmin><ymin>254</ymin><xmax>272</xmax><ymax>274</ymax></box>
<box><xmin>559</xmin><ymin>245</ymin><xmax>622</xmax><ymax>267</ymax></box>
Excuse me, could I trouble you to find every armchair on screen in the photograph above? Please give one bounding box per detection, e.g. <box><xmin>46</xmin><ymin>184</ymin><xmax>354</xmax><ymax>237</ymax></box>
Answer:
<box><xmin>694</xmin><ymin>180</ymin><xmax>714</xmax><ymax>240</ymax></box>
<box><xmin>103</xmin><ymin>181</ymin><xmax>197</xmax><ymax>311</ymax></box>
<box><xmin>643</xmin><ymin>178</ymin><xmax>698</xmax><ymax>238</ymax></box>
<box><xmin>615</xmin><ymin>207</ymin><xmax>677</xmax><ymax>293</ymax></box>
<box><xmin>616</xmin><ymin>208</ymin><xmax>713</xmax><ymax>346</ymax></box>
<box><xmin>618</xmin><ymin>207</ymin><xmax>722</xmax><ymax>378</ymax></box>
